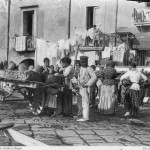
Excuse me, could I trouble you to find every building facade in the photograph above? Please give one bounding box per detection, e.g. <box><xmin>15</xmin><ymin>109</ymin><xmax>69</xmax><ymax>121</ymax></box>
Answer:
<box><xmin>0</xmin><ymin>0</ymin><xmax>69</xmax><ymax>65</ymax></box>
<box><xmin>0</xmin><ymin>0</ymin><xmax>150</xmax><ymax>66</ymax></box>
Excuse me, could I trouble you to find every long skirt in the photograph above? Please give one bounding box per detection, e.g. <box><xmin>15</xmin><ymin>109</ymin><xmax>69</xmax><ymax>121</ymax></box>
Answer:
<box><xmin>124</xmin><ymin>89</ymin><xmax>140</xmax><ymax>115</ymax></box>
<box><xmin>98</xmin><ymin>84</ymin><xmax>118</xmax><ymax>114</ymax></box>
<box><xmin>45</xmin><ymin>93</ymin><xmax>57</xmax><ymax>108</ymax></box>
<box><xmin>62</xmin><ymin>86</ymin><xmax>72</xmax><ymax>115</ymax></box>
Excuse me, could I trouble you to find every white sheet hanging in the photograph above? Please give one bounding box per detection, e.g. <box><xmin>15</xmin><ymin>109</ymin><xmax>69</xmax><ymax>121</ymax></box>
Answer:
<box><xmin>102</xmin><ymin>47</ymin><xmax>111</xmax><ymax>59</ymax></box>
<box><xmin>112</xmin><ymin>44</ymin><xmax>125</xmax><ymax>63</ymax></box>
<box><xmin>84</xmin><ymin>51</ymin><xmax>96</xmax><ymax>66</ymax></box>
<box><xmin>15</xmin><ymin>36</ymin><xmax>26</xmax><ymax>52</ymax></box>
<box><xmin>35</xmin><ymin>38</ymin><xmax>48</xmax><ymax>66</ymax></box>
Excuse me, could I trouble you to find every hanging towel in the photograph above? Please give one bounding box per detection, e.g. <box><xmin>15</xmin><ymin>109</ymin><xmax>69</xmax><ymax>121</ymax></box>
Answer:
<box><xmin>36</xmin><ymin>38</ymin><xmax>48</xmax><ymax>66</ymax></box>
<box><xmin>117</xmin><ymin>43</ymin><xmax>126</xmax><ymax>63</ymax></box>
<box><xmin>15</xmin><ymin>36</ymin><xmax>26</xmax><ymax>52</ymax></box>
<box><xmin>84</xmin><ymin>51</ymin><xmax>96</xmax><ymax>66</ymax></box>
<box><xmin>102</xmin><ymin>47</ymin><xmax>111</xmax><ymax>59</ymax></box>
<box><xmin>22</xmin><ymin>36</ymin><xmax>26</xmax><ymax>51</ymax></box>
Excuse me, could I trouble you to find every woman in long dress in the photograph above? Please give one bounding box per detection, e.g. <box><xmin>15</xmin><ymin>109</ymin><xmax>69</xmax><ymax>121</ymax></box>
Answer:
<box><xmin>98</xmin><ymin>62</ymin><xmax>118</xmax><ymax>114</ymax></box>
<box><xmin>120</xmin><ymin>62</ymin><xmax>147</xmax><ymax>116</ymax></box>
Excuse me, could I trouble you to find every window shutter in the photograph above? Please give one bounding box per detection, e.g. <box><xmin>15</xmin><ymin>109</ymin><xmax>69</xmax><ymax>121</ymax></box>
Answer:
<box><xmin>93</xmin><ymin>7</ymin><xmax>101</xmax><ymax>27</ymax></box>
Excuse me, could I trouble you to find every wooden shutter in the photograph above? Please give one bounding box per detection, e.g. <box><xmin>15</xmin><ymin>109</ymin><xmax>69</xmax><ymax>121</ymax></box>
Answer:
<box><xmin>93</xmin><ymin>7</ymin><xmax>101</xmax><ymax>27</ymax></box>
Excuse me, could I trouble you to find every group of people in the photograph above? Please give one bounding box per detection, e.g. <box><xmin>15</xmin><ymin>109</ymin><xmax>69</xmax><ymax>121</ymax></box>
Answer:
<box><xmin>41</xmin><ymin>56</ymin><xmax>148</xmax><ymax>122</ymax></box>
<box><xmin>96</xmin><ymin>61</ymin><xmax>148</xmax><ymax>117</ymax></box>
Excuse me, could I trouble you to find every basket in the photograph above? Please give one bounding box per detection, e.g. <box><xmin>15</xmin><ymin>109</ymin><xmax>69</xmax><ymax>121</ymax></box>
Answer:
<box><xmin>0</xmin><ymin>70</ymin><xmax>19</xmax><ymax>80</ymax></box>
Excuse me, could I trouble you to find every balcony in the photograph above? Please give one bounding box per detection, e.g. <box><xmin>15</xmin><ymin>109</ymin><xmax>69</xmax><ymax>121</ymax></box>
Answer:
<box><xmin>80</xmin><ymin>34</ymin><xmax>108</xmax><ymax>51</ymax></box>
<box><xmin>133</xmin><ymin>8</ymin><xmax>150</xmax><ymax>26</ymax></box>
<box><xmin>15</xmin><ymin>36</ymin><xmax>36</xmax><ymax>52</ymax></box>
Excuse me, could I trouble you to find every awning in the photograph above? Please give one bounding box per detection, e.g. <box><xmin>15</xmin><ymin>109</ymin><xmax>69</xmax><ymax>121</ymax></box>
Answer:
<box><xmin>132</xmin><ymin>33</ymin><xmax>150</xmax><ymax>50</ymax></box>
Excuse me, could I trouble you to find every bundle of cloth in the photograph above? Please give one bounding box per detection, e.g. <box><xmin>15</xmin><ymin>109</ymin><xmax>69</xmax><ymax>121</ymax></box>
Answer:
<box><xmin>21</xmin><ymin>65</ymin><xmax>43</xmax><ymax>82</ymax></box>
<box><xmin>45</xmin><ymin>74</ymin><xmax>64</xmax><ymax>85</ymax></box>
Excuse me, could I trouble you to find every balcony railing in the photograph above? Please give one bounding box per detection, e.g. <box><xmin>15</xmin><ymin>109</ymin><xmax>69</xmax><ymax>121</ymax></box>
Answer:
<box><xmin>133</xmin><ymin>8</ymin><xmax>150</xmax><ymax>26</ymax></box>
<box><xmin>15</xmin><ymin>36</ymin><xmax>36</xmax><ymax>52</ymax></box>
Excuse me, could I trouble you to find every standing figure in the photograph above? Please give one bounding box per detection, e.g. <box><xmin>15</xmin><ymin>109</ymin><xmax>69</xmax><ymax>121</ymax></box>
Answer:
<box><xmin>120</xmin><ymin>62</ymin><xmax>147</xmax><ymax>117</ymax></box>
<box><xmin>60</xmin><ymin>57</ymin><xmax>74</xmax><ymax>116</ymax></box>
<box><xmin>98</xmin><ymin>62</ymin><xmax>118</xmax><ymax>115</ymax></box>
<box><xmin>77</xmin><ymin>56</ymin><xmax>97</xmax><ymax>122</ymax></box>
<box><xmin>72</xmin><ymin>60</ymin><xmax>82</xmax><ymax>117</ymax></box>
<box><xmin>89</xmin><ymin>65</ymin><xmax>96</xmax><ymax>107</ymax></box>
<box><xmin>43</xmin><ymin>57</ymin><xmax>51</xmax><ymax>74</ymax></box>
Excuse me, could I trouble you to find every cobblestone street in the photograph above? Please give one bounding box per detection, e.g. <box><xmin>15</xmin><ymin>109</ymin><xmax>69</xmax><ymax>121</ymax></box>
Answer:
<box><xmin>0</xmin><ymin>100</ymin><xmax>150</xmax><ymax>146</ymax></box>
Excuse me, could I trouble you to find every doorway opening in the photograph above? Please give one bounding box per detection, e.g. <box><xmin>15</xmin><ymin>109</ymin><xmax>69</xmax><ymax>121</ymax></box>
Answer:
<box><xmin>23</xmin><ymin>11</ymin><xmax>34</xmax><ymax>36</ymax></box>
<box><xmin>86</xmin><ymin>7</ymin><xmax>94</xmax><ymax>30</ymax></box>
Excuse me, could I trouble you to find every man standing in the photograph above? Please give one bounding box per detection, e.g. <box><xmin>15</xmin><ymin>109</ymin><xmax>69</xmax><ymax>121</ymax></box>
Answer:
<box><xmin>77</xmin><ymin>56</ymin><xmax>97</xmax><ymax>122</ymax></box>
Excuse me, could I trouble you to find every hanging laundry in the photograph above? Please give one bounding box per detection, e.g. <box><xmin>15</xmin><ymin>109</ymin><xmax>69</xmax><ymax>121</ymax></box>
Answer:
<box><xmin>57</xmin><ymin>47</ymin><xmax>62</xmax><ymax>60</ymax></box>
<box><xmin>102</xmin><ymin>47</ymin><xmax>111</xmax><ymax>59</ymax></box>
<box><xmin>47</xmin><ymin>43</ymin><xmax>57</xmax><ymax>58</ymax></box>
<box><xmin>70</xmin><ymin>37</ymin><xmax>76</xmax><ymax>47</ymax></box>
<box><xmin>35</xmin><ymin>38</ymin><xmax>48</xmax><ymax>66</ymax></box>
<box><xmin>15</xmin><ymin>36</ymin><xmax>26</xmax><ymax>52</ymax></box>
<box><xmin>58</xmin><ymin>39</ymin><xmax>65</xmax><ymax>51</ymax></box>
<box><xmin>113</xmin><ymin>43</ymin><xmax>126</xmax><ymax>63</ymax></box>
<box><xmin>75</xmin><ymin>28</ymin><xmax>87</xmax><ymax>39</ymax></box>
<box><xmin>84</xmin><ymin>51</ymin><xmax>96</xmax><ymax>66</ymax></box>
<box><xmin>113</xmin><ymin>50</ymin><xmax>118</xmax><ymax>62</ymax></box>
<box><xmin>63</xmin><ymin>39</ymin><xmax>70</xmax><ymax>50</ymax></box>
<box><xmin>87</xmin><ymin>28</ymin><xmax>94</xmax><ymax>39</ymax></box>
<box><xmin>75</xmin><ymin>28</ymin><xmax>87</xmax><ymax>46</ymax></box>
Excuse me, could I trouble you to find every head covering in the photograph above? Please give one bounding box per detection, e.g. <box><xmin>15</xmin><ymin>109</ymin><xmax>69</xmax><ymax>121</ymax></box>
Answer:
<box><xmin>80</xmin><ymin>56</ymin><xmax>88</xmax><ymax>63</ymax></box>
<box><xmin>80</xmin><ymin>56</ymin><xmax>88</xmax><ymax>67</ymax></box>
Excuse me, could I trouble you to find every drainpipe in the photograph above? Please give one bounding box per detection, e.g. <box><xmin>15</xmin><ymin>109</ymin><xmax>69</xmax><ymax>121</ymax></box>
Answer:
<box><xmin>115</xmin><ymin>0</ymin><xmax>118</xmax><ymax>46</ymax></box>
<box><xmin>7</xmin><ymin>0</ymin><xmax>11</xmax><ymax>63</ymax></box>
<box><xmin>68</xmin><ymin>0</ymin><xmax>71</xmax><ymax>39</ymax></box>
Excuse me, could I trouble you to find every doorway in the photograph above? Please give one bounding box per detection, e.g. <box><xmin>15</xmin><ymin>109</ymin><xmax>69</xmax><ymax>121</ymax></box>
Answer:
<box><xmin>23</xmin><ymin>11</ymin><xmax>34</xmax><ymax>36</ymax></box>
<box><xmin>86</xmin><ymin>7</ymin><xmax>94</xmax><ymax>30</ymax></box>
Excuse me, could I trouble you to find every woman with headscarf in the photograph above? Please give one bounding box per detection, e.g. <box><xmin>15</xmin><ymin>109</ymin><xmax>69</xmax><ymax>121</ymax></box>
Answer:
<box><xmin>120</xmin><ymin>62</ymin><xmax>147</xmax><ymax>117</ymax></box>
<box><xmin>98</xmin><ymin>61</ymin><xmax>118</xmax><ymax>115</ymax></box>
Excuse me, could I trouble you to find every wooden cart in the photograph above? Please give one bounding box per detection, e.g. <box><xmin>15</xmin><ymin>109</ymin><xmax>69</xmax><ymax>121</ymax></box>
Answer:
<box><xmin>0</xmin><ymin>70</ymin><xmax>64</xmax><ymax>115</ymax></box>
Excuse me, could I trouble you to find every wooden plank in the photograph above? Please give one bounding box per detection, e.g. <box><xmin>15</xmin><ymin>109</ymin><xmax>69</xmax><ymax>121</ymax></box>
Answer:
<box><xmin>7</xmin><ymin>129</ymin><xmax>49</xmax><ymax>146</ymax></box>
<box><xmin>79</xmin><ymin>47</ymin><xmax>103</xmax><ymax>51</ymax></box>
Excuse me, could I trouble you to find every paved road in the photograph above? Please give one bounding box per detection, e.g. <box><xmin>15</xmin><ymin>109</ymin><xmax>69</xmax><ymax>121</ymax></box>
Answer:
<box><xmin>0</xmin><ymin>100</ymin><xmax>150</xmax><ymax>146</ymax></box>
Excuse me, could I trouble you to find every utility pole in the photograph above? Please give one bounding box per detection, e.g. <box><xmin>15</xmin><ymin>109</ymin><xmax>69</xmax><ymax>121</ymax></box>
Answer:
<box><xmin>68</xmin><ymin>0</ymin><xmax>71</xmax><ymax>39</ymax></box>
<box><xmin>115</xmin><ymin>0</ymin><xmax>118</xmax><ymax>46</ymax></box>
<box><xmin>7</xmin><ymin>0</ymin><xmax>11</xmax><ymax>62</ymax></box>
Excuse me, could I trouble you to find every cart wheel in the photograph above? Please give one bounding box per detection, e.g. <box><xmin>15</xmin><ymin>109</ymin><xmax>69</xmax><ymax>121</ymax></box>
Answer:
<box><xmin>0</xmin><ymin>86</ymin><xmax>12</xmax><ymax>102</ymax></box>
<box><xmin>95</xmin><ymin>85</ymin><xmax>98</xmax><ymax>98</ymax></box>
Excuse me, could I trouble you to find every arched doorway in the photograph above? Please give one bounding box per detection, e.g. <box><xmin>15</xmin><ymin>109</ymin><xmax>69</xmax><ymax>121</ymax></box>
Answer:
<box><xmin>19</xmin><ymin>59</ymin><xmax>34</xmax><ymax>68</ymax></box>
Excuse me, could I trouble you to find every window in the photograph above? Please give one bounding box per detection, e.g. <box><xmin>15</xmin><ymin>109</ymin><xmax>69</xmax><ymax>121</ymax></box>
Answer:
<box><xmin>86</xmin><ymin>6</ymin><xmax>101</xmax><ymax>30</ymax></box>
<box><xmin>20</xmin><ymin>6</ymin><xmax>38</xmax><ymax>36</ymax></box>
<box><xmin>86</xmin><ymin>7</ymin><xmax>94</xmax><ymax>30</ymax></box>
<box><xmin>23</xmin><ymin>11</ymin><xmax>34</xmax><ymax>36</ymax></box>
